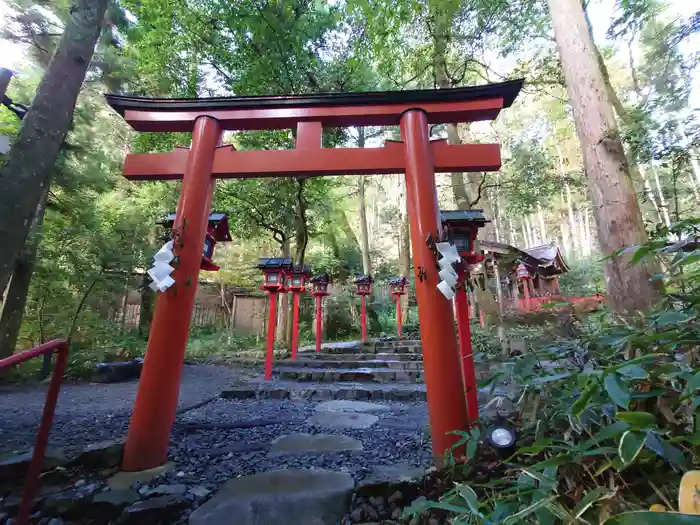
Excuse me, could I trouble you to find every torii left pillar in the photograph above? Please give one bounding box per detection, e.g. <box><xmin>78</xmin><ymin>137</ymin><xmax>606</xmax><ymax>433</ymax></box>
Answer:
<box><xmin>122</xmin><ymin>117</ymin><xmax>221</xmax><ymax>471</ymax></box>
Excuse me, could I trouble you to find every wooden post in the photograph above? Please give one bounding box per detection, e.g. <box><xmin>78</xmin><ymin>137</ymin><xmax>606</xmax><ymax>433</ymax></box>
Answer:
<box><xmin>360</xmin><ymin>295</ymin><xmax>367</xmax><ymax>341</ymax></box>
<box><xmin>291</xmin><ymin>291</ymin><xmax>301</xmax><ymax>360</ymax></box>
<box><xmin>455</xmin><ymin>280</ymin><xmax>478</xmax><ymax>422</ymax></box>
<box><xmin>122</xmin><ymin>117</ymin><xmax>221</xmax><ymax>471</ymax></box>
<box><xmin>400</xmin><ymin>109</ymin><xmax>469</xmax><ymax>463</ymax></box>
<box><xmin>492</xmin><ymin>253</ymin><xmax>503</xmax><ymax>313</ymax></box>
<box><xmin>395</xmin><ymin>294</ymin><xmax>403</xmax><ymax>337</ymax></box>
<box><xmin>314</xmin><ymin>294</ymin><xmax>323</xmax><ymax>353</ymax></box>
<box><xmin>264</xmin><ymin>291</ymin><xmax>278</xmax><ymax>380</ymax></box>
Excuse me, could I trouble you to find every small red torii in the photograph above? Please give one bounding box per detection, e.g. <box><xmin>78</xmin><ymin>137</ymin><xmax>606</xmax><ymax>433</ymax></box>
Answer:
<box><xmin>105</xmin><ymin>80</ymin><xmax>523</xmax><ymax>472</ymax></box>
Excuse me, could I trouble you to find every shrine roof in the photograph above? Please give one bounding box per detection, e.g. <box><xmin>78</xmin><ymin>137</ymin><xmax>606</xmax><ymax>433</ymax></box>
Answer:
<box><xmin>479</xmin><ymin>241</ymin><xmax>570</xmax><ymax>276</ymax></box>
<box><xmin>105</xmin><ymin>79</ymin><xmax>524</xmax><ymax>116</ymax></box>
<box><xmin>440</xmin><ymin>209</ymin><xmax>489</xmax><ymax>223</ymax></box>
<box><xmin>257</xmin><ymin>257</ymin><xmax>293</xmax><ymax>270</ymax></box>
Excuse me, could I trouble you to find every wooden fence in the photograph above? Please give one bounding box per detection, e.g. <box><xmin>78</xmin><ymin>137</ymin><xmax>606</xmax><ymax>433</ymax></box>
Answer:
<box><xmin>116</xmin><ymin>281</ymin><xmax>415</xmax><ymax>336</ymax></box>
<box><xmin>120</xmin><ymin>295</ymin><xmax>268</xmax><ymax>334</ymax></box>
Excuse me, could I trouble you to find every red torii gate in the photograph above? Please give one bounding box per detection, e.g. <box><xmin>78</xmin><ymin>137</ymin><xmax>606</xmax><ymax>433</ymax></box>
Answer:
<box><xmin>105</xmin><ymin>80</ymin><xmax>523</xmax><ymax>471</ymax></box>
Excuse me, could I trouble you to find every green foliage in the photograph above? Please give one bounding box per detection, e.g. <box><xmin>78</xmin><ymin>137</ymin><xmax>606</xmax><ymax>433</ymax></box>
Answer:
<box><xmin>415</xmin><ymin>220</ymin><xmax>700</xmax><ymax>523</ymax></box>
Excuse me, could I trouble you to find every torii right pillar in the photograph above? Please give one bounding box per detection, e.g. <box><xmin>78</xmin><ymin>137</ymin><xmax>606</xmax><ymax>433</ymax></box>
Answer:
<box><xmin>401</xmin><ymin>110</ymin><xmax>469</xmax><ymax>462</ymax></box>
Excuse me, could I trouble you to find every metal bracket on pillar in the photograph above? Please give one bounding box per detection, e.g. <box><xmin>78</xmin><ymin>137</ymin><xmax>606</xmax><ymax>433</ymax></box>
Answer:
<box><xmin>425</xmin><ymin>233</ymin><xmax>442</xmax><ymax>273</ymax></box>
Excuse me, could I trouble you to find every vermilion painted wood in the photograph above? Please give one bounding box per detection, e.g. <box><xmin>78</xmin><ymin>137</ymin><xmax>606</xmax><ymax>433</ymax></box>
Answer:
<box><xmin>360</xmin><ymin>295</ymin><xmax>367</xmax><ymax>341</ymax></box>
<box><xmin>108</xmin><ymin>80</ymin><xmax>524</xmax><ymax>470</ymax></box>
<box><xmin>122</xmin><ymin>141</ymin><xmax>502</xmax><ymax>180</ymax></box>
<box><xmin>395</xmin><ymin>295</ymin><xmax>403</xmax><ymax>338</ymax></box>
<box><xmin>264</xmin><ymin>292</ymin><xmax>278</xmax><ymax>380</ymax></box>
<box><xmin>455</xmin><ymin>283</ymin><xmax>479</xmax><ymax>423</ymax></box>
<box><xmin>401</xmin><ymin>109</ymin><xmax>469</xmax><ymax>463</ymax></box>
<box><xmin>296</xmin><ymin>121</ymin><xmax>322</xmax><ymax>149</ymax></box>
<box><xmin>121</xmin><ymin>117</ymin><xmax>222</xmax><ymax>472</ymax></box>
<box><xmin>291</xmin><ymin>292</ymin><xmax>301</xmax><ymax>360</ymax></box>
<box><xmin>314</xmin><ymin>295</ymin><xmax>323</xmax><ymax>353</ymax></box>
<box><xmin>0</xmin><ymin>340</ymin><xmax>69</xmax><ymax>525</ymax></box>
<box><xmin>119</xmin><ymin>97</ymin><xmax>505</xmax><ymax>132</ymax></box>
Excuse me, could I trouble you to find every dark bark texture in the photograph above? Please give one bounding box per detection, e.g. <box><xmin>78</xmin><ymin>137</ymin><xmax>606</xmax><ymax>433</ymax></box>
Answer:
<box><xmin>0</xmin><ymin>0</ymin><xmax>108</xmax><ymax>296</ymax></box>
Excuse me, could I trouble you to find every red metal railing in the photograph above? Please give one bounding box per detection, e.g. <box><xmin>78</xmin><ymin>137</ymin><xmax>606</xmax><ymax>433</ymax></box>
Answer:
<box><xmin>0</xmin><ymin>340</ymin><xmax>69</xmax><ymax>525</ymax></box>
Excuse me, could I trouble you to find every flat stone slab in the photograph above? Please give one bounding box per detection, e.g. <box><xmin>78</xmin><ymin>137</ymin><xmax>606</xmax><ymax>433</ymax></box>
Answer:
<box><xmin>277</xmin><ymin>367</ymin><xmax>423</xmax><ymax>383</ymax></box>
<box><xmin>307</xmin><ymin>411</ymin><xmax>379</xmax><ymax>429</ymax></box>
<box><xmin>315</xmin><ymin>400</ymin><xmax>389</xmax><ymax>413</ymax></box>
<box><xmin>189</xmin><ymin>469</ymin><xmax>355</xmax><ymax>525</ymax></box>
<box><xmin>107</xmin><ymin>462</ymin><xmax>174</xmax><ymax>490</ymax></box>
<box><xmin>269</xmin><ymin>434</ymin><xmax>363</xmax><ymax>455</ymax></box>
<box><xmin>357</xmin><ymin>463</ymin><xmax>426</xmax><ymax>492</ymax></box>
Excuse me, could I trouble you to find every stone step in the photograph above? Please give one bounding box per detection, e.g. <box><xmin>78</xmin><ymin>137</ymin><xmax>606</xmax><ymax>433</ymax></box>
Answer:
<box><xmin>221</xmin><ymin>380</ymin><xmax>514</xmax><ymax>404</ymax></box>
<box><xmin>300</xmin><ymin>352</ymin><xmax>424</xmax><ymax>362</ymax></box>
<box><xmin>222</xmin><ymin>381</ymin><xmax>428</xmax><ymax>402</ymax></box>
<box><xmin>276</xmin><ymin>367</ymin><xmax>423</xmax><ymax>383</ymax></box>
<box><xmin>278</xmin><ymin>359</ymin><xmax>423</xmax><ymax>370</ymax></box>
<box><xmin>321</xmin><ymin>345</ymin><xmax>423</xmax><ymax>355</ymax></box>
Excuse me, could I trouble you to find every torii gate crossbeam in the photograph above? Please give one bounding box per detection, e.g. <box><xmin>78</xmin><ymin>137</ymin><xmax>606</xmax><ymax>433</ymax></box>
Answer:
<box><xmin>105</xmin><ymin>79</ymin><xmax>523</xmax><ymax>472</ymax></box>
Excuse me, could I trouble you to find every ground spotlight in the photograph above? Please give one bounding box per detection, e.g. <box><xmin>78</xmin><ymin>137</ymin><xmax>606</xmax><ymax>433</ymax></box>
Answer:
<box><xmin>486</xmin><ymin>422</ymin><xmax>517</xmax><ymax>456</ymax></box>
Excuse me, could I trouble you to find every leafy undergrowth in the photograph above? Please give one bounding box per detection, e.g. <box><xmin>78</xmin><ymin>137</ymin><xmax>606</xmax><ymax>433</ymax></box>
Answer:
<box><xmin>407</xmin><ymin>220</ymin><xmax>700</xmax><ymax>524</ymax></box>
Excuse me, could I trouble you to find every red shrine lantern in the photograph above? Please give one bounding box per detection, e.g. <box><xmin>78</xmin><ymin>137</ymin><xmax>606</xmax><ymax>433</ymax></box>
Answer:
<box><xmin>439</xmin><ymin>209</ymin><xmax>490</xmax><ymax>424</ymax></box>
<box><xmin>257</xmin><ymin>257</ymin><xmax>293</xmax><ymax>381</ymax></box>
<box><xmin>388</xmin><ymin>276</ymin><xmax>408</xmax><ymax>338</ymax></box>
<box><xmin>517</xmin><ymin>263</ymin><xmax>531</xmax><ymax>280</ymax></box>
<box><xmin>287</xmin><ymin>264</ymin><xmax>312</xmax><ymax>361</ymax></box>
<box><xmin>354</xmin><ymin>274</ymin><xmax>373</xmax><ymax>296</ymax></box>
<box><xmin>309</xmin><ymin>273</ymin><xmax>330</xmax><ymax>353</ymax></box>
<box><xmin>389</xmin><ymin>276</ymin><xmax>407</xmax><ymax>296</ymax></box>
<box><xmin>440</xmin><ymin>210</ymin><xmax>489</xmax><ymax>265</ymax></box>
<box><xmin>354</xmin><ymin>274</ymin><xmax>373</xmax><ymax>342</ymax></box>
<box><xmin>287</xmin><ymin>264</ymin><xmax>312</xmax><ymax>292</ymax></box>
<box><xmin>257</xmin><ymin>257</ymin><xmax>293</xmax><ymax>293</ymax></box>
<box><xmin>309</xmin><ymin>273</ymin><xmax>330</xmax><ymax>297</ymax></box>
<box><xmin>158</xmin><ymin>212</ymin><xmax>231</xmax><ymax>271</ymax></box>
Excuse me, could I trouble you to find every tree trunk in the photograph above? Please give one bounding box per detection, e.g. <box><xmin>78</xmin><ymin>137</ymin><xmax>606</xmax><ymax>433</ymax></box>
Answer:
<box><xmin>651</xmin><ymin>168</ymin><xmax>671</xmax><ymax>227</ymax></box>
<box><xmin>548</xmin><ymin>0</ymin><xmax>660</xmax><ymax>314</ymax></box>
<box><xmin>537</xmin><ymin>203</ymin><xmax>547</xmax><ymax>243</ymax></box>
<box><xmin>561</xmin><ymin>219</ymin><xmax>571</xmax><ymax>258</ymax></box>
<box><xmin>138</xmin><ymin>273</ymin><xmax>154</xmax><ymax>338</ymax></box>
<box><xmin>508</xmin><ymin>217</ymin><xmax>516</xmax><ymax>245</ymax></box>
<box><xmin>525</xmin><ymin>215</ymin><xmax>535</xmax><ymax>247</ymax></box>
<box><xmin>678</xmin><ymin>122</ymin><xmax>700</xmax><ymax>194</ymax></box>
<box><xmin>280</xmin><ymin>239</ymin><xmax>290</xmax><ymax>346</ymax></box>
<box><xmin>0</xmin><ymin>191</ymin><xmax>49</xmax><ymax>358</ymax></box>
<box><xmin>0</xmin><ymin>0</ymin><xmax>109</xmax><ymax>297</ymax></box>
<box><xmin>357</xmin><ymin>129</ymin><xmax>372</xmax><ymax>275</ymax></box>
<box><xmin>583</xmin><ymin>207</ymin><xmax>593</xmax><ymax>255</ymax></box>
<box><xmin>521</xmin><ymin>220</ymin><xmax>529</xmax><ymax>248</ymax></box>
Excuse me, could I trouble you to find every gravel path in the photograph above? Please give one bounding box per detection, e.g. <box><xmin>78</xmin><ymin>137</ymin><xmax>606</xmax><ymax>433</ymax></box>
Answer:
<box><xmin>165</xmin><ymin>398</ymin><xmax>431</xmax><ymax>491</ymax></box>
<box><xmin>0</xmin><ymin>364</ymin><xmax>244</xmax><ymax>454</ymax></box>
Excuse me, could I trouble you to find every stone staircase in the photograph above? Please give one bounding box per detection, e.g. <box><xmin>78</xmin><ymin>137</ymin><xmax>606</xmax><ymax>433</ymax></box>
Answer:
<box><xmin>222</xmin><ymin>339</ymin><xmax>496</xmax><ymax>403</ymax></box>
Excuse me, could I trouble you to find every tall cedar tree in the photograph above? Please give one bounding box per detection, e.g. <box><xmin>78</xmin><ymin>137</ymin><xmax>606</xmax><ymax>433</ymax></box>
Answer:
<box><xmin>547</xmin><ymin>0</ymin><xmax>661</xmax><ymax>314</ymax></box>
<box><xmin>0</xmin><ymin>0</ymin><xmax>109</xmax><ymax>297</ymax></box>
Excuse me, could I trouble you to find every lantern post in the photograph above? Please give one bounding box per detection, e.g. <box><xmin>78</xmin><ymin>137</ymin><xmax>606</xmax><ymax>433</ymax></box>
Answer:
<box><xmin>287</xmin><ymin>265</ymin><xmax>312</xmax><ymax>360</ymax></box>
<box><xmin>257</xmin><ymin>258</ymin><xmax>292</xmax><ymax>379</ymax></box>
<box><xmin>354</xmin><ymin>275</ymin><xmax>373</xmax><ymax>341</ymax></box>
<box><xmin>388</xmin><ymin>277</ymin><xmax>408</xmax><ymax>337</ymax></box>
<box><xmin>517</xmin><ymin>264</ymin><xmax>532</xmax><ymax>312</ymax></box>
<box><xmin>309</xmin><ymin>273</ymin><xmax>330</xmax><ymax>353</ymax></box>
<box><xmin>157</xmin><ymin>212</ymin><xmax>231</xmax><ymax>272</ymax></box>
<box><xmin>441</xmin><ymin>209</ymin><xmax>489</xmax><ymax>422</ymax></box>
